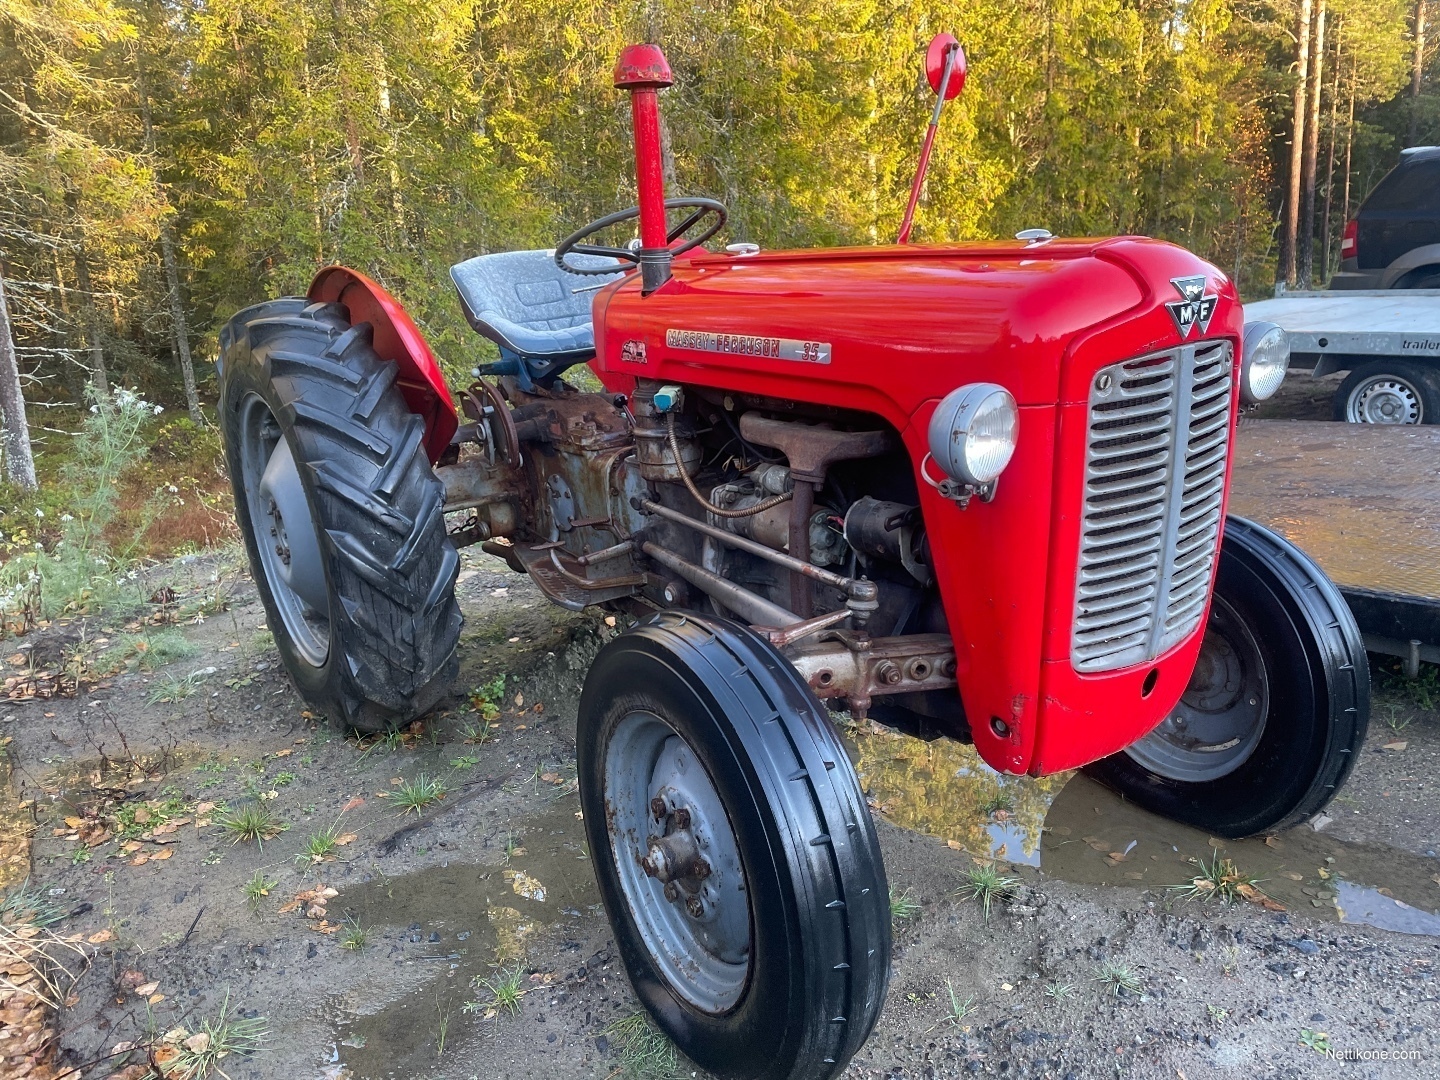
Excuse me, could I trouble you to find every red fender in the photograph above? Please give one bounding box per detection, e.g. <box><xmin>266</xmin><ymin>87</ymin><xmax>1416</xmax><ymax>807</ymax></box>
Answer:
<box><xmin>308</xmin><ymin>266</ymin><xmax>459</xmax><ymax>462</ymax></box>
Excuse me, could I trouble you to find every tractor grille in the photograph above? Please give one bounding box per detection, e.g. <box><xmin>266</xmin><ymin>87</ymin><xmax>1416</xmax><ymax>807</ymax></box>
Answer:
<box><xmin>1071</xmin><ymin>341</ymin><xmax>1233</xmax><ymax>673</ymax></box>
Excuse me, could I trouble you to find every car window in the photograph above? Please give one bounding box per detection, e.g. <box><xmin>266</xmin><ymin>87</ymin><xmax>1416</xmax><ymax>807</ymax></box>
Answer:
<box><xmin>1366</xmin><ymin>157</ymin><xmax>1440</xmax><ymax>212</ymax></box>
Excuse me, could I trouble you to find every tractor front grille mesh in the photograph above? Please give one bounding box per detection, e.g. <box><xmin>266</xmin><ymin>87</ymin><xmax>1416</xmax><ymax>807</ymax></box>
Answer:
<box><xmin>1071</xmin><ymin>341</ymin><xmax>1233</xmax><ymax>673</ymax></box>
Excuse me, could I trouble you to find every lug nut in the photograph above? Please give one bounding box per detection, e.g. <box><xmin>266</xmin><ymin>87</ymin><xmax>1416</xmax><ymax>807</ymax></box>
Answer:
<box><xmin>875</xmin><ymin>660</ymin><xmax>902</xmax><ymax>686</ymax></box>
<box><xmin>939</xmin><ymin>657</ymin><xmax>957</xmax><ymax>678</ymax></box>
<box><xmin>663</xmin><ymin>882</ymin><xmax>680</xmax><ymax>903</ymax></box>
<box><xmin>673</xmin><ymin>807</ymin><xmax>691</xmax><ymax>829</ymax></box>
<box><xmin>685</xmin><ymin>896</ymin><xmax>704</xmax><ymax>918</ymax></box>
<box><xmin>651</xmin><ymin>796</ymin><xmax>667</xmax><ymax>821</ymax></box>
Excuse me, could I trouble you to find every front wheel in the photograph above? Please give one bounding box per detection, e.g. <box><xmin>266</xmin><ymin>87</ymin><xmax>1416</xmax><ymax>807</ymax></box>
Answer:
<box><xmin>1085</xmin><ymin>517</ymin><xmax>1369</xmax><ymax>838</ymax></box>
<box><xmin>218</xmin><ymin>299</ymin><xmax>462</xmax><ymax>731</ymax></box>
<box><xmin>578</xmin><ymin>612</ymin><xmax>890</xmax><ymax>1080</ymax></box>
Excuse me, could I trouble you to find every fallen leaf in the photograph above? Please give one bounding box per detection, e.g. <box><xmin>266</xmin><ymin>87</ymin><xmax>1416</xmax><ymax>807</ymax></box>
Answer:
<box><xmin>88</xmin><ymin>929</ymin><xmax>115</xmax><ymax>944</ymax></box>
<box><xmin>194</xmin><ymin>818</ymin><xmax>211</xmax><ymax>828</ymax></box>
<box><xmin>540</xmin><ymin>772</ymin><xmax>560</xmax><ymax>784</ymax></box>
<box><xmin>1235</xmin><ymin>882</ymin><xmax>1286</xmax><ymax>912</ymax></box>
<box><xmin>195</xmin><ymin>802</ymin><xmax>217</xmax><ymax>815</ymax></box>
<box><xmin>946</xmin><ymin>839</ymin><xmax>965</xmax><ymax>851</ymax></box>
<box><xmin>129</xmin><ymin>854</ymin><xmax>149</xmax><ymax>866</ymax></box>
<box><xmin>1382</xmin><ymin>740</ymin><xmax>1408</xmax><ymax>751</ymax></box>
<box><xmin>277</xmin><ymin>900</ymin><xmax>301</xmax><ymax>915</ymax></box>
<box><xmin>119</xmin><ymin>970</ymin><xmax>148</xmax><ymax>990</ymax></box>
<box><xmin>1283</xmin><ymin>872</ymin><xmax>1304</xmax><ymax>881</ymax></box>
<box><xmin>184</xmin><ymin>1032</ymin><xmax>210</xmax><ymax>1054</ymax></box>
<box><xmin>335</xmin><ymin>833</ymin><xmax>358</xmax><ymax>846</ymax></box>
<box><xmin>514</xmin><ymin>691</ymin><xmax>524</xmax><ymax>708</ymax></box>
<box><xmin>149</xmin><ymin>847</ymin><xmax>174</xmax><ymax>861</ymax></box>
<box><xmin>133</xmin><ymin>808</ymin><xmax>151</xmax><ymax>824</ymax></box>
<box><xmin>273</xmin><ymin>748</ymin><xmax>293</xmax><ymax>758</ymax></box>
<box><xmin>533</xmin><ymin>703</ymin><xmax>544</xmax><ymax>714</ymax></box>
<box><xmin>341</xmin><ymin>797</ymin><xmax>365</xmax><ymax>813</ymax></box>
<box><xmin>135</xmin><ymin>981</ymin><xmax>159</xmax><ymax>997</ymax></box>
<box><xmin>64</xmin><ymin>815</ymin><xmax>84</xmax><ymax>828</ymax></box>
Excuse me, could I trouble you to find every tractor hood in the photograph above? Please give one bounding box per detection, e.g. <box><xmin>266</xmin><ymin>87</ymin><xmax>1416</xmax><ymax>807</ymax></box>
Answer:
<box><xmin>594</xmin><ymin>235</ymin><xmax>1241</xmax><ymax>426</ymax></box>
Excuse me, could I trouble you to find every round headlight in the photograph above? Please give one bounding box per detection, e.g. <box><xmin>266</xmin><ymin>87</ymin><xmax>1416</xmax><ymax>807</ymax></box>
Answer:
<box><xmin>1241</xmin><ymin>322</ymin><xmax>1288</xmax><ymax>403</ymax></box>
<box><xmin>927</xmin><ymin>383</ymin><xmax>1019</xmax><ymax>486</ymax></box>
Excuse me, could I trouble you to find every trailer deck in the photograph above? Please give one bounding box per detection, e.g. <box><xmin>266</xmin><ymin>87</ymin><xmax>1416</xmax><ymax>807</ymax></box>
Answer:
<box><xmin>1245</xmin><ymin>290</ymin><xmax>1440</xmax><ymax>374</ymax></box>
<box><xmin>1228</xmin><ymin>419</ymin><xmax>1440</xmax><ymax>671</ymax></box>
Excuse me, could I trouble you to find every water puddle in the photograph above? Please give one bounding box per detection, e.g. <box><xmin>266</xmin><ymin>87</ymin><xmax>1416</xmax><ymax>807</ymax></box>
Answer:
<box><xmin>333</xmin><ymin>797</ymin><xmax>599</xmax><ymax>1080</ymax></box>
<box><xmin>851</xmin><ymin>727</ymin><xmax>1066</xmax><ymax>866</ymax></box>
<box><xmin>853</xmin><ymin>726</ymin><xmax>1440</xmax><ymax>936</ymax></box>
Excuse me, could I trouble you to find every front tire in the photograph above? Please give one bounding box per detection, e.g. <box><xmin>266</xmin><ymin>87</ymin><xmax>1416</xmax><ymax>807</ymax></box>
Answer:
<box><xmin>578</xmin><ymin>612</ymin><xmax>890</xmax><ymax>1080</ymax></box>
<box><xmin>1085</xmin><ymin>517</ymin><xmax>1369</xmax><ymax>838</ymax></box>
<box><xmin>219</xmin><ymin>299</ymin><xmax>462</xmax><ymax>731</ymax></box>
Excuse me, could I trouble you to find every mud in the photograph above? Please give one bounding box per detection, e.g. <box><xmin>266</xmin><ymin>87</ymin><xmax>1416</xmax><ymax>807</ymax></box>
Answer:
<box><xmin>0</xmin><ymin>543</ymin><xmax>1436</xmax><ymax>1079</ymax></box>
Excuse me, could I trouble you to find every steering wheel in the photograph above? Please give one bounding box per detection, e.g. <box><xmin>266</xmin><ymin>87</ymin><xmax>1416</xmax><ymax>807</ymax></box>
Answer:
<box><xmin>555</xmin><ymin>197</ymin><xmax>728</xmax><ymax>275</ymax></box>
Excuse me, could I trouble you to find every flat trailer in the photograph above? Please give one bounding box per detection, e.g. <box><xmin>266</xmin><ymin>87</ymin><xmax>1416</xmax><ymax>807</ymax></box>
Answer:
<box><xmin>1229</xmin><ymin>418</ymin><xmax>1440</xmax><ymax>672</ymax></box>
<box><xmin>1245</xmin><ymin>290</ymin><xmax>1440</xmax><ymax>424</ymax></box>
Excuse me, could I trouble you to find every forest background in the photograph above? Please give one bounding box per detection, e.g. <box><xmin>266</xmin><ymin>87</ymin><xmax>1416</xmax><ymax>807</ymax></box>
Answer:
<box><xmin>0</xmin><ymin>0</ymin><xmax>1432</xmax><ymax>587</ymax></box>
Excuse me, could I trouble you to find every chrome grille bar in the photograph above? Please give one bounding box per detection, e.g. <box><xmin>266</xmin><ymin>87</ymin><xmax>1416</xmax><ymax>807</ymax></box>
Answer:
<box><xmin>1072</xmin><ymin>341</ymin><xmax>1233</xmax><ymax>673</ymax></box>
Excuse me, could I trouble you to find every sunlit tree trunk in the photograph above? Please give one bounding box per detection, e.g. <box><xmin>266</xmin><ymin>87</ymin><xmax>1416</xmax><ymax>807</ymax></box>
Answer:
<box><xmin>0</xmin><ymin>262</ymin><xmax>37</xmax><ymax>491</ymax></box>
<box><xmin>1412</xmin><ymin>0</ymin><xmax>1428</xmax><ymax>146</ymax></box>
<box><xmin>1282</xmin><ymin>0</ymin><xmax>1313</xmax><ymax>289</ymax></box>
<box><xmin>1300</xmin><ymin>0</ymin><xmax>1326</xmax><ymax>287</ymax></box>
<box><xmin>1322</xmin><ymin>32</ymin><xmax>1343</xmax><ymax>278</ymax></box>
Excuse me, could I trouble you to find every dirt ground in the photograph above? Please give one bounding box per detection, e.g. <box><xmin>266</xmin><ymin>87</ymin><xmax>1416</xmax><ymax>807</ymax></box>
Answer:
<box><xmin>1</xmin><ymin>382</ymin><xmax>1436</xmax><ymax>1080</ymax></box>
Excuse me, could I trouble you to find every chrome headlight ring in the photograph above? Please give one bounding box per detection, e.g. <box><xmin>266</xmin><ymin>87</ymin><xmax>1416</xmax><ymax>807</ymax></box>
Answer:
<box><xmin>1240</xmin><ymin>321</ymin><xmax>1289</xmax><ymax>404</ymax></box>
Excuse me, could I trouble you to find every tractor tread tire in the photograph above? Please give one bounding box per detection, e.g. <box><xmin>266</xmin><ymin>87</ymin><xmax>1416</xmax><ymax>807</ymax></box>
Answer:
<box><xmin>579</xmin><ymin>612</ymin><xmax>890</xmax><ymax>1080</ymax></box>
<box><xmin>220</xmin><ymin>299</ymin><xmax>462</xmax><ymax>732</ymax></box>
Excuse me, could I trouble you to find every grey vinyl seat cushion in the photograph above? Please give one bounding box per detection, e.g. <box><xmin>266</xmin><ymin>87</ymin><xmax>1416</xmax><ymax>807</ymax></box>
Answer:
<box><xmin>449</xmin><ymin>250</ymin><xmax>627</xmax><ymax>359</ymax></box>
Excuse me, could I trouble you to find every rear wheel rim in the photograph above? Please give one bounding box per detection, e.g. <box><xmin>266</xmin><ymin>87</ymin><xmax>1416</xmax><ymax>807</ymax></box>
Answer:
<box><xmin>1346</xmin><ymin>375</ymin><xmax>1424</xmax><ymax>424</ymax></box>
<box><xmin>238</xmin><ymin>393</ymin><xmax>330</xmax><ymax>667</ymax></box>
<box><xmin>604</xmin><ymin>710</ymin><xmax>751</xmax><ymax>1013</ymax></box>
<box><xmin>1124</xmin><ymin>595</ymin><xmax>1268</xmax><ymax>782</ymax></box>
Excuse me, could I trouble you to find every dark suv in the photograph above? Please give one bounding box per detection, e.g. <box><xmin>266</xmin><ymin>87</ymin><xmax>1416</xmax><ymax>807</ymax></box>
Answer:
<box><xmin>1333</xmin><ymin>146</ymin><xmax>1440</xmax><ymax>290</ymax></box>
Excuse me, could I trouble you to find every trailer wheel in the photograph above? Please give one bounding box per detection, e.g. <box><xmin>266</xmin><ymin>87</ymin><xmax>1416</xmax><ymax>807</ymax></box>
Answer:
<box><xmin>578</xmin><ymin>612</ymin><xmax>889</xmax><ymax>1080</ymax></box>
<box><xmin>218</xmin><ymin>299</ymin><xmax>462</xmax><ymax>732</ymax></box>
<box><xmin>1085</xmin><ymin>517</ymin><xmax>1369</xmax><ymax>838</ymax></box>
<box><xmin>1334</xmin><ymin>359</ymin><xmax>1440</xmax><ymax>424</ymax></box>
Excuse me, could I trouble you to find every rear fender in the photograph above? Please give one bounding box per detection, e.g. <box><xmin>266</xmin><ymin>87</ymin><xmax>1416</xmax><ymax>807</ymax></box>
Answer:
<box><xmin>308</xmin><ymin>266</ymin><xmax>458</xmax><ymax>461</ymax></box>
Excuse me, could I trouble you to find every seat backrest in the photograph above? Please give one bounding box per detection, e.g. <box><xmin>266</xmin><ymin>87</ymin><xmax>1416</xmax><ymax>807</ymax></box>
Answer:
<box><xmin>449</xmin><ymin>250</ymin><xmax>626</xmax><ymax>359</ymax></box>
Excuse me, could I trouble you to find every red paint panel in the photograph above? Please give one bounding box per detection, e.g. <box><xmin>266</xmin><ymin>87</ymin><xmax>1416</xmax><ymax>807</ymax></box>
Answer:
<box><xmin>308</xmin><ymin>266</ymin><xmax>458</xmax><ymax>462</ymax></box>
<box><xmin>596</xmin><ymin>238</ymin><xmax>1234</xmax><ymax>776</ymax></box>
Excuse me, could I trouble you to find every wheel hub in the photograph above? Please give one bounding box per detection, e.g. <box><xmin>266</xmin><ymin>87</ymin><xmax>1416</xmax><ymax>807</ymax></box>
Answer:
<box><xmin>1350</xmin><ymin>377</ymin><xmax>1422</xmax><ymax>425</ymax></box>
<box><xmin>604</xmin><ymin>712</ymin><xmax>751</xmax><ymax>1013</ymax></box>
<box><xmin>1124</xmin><ymin>596</ymin><xmax>1268</xmax><ymax>783</ymax></box>
<box><xmin>239</xmin><ymin>395</ymin><xmax>331</xmax><ymax>667</ymax></box>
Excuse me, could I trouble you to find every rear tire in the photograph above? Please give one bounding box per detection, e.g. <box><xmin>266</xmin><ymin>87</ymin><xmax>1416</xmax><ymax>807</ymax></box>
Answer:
<box><xmin>1334</xmin><ymin>359</ymin><xmax>1440</xmax><ymax>424</ymax></box>
<box><xmin>578</xmin><ymin>612</ymin><xmax>890</xmax><ymax>1080</ymax></box>
<box><xmin>1085</xmin><ymin>517</ymin><xmax>1369</xmax><ymax>838</ymax></box>
<box><xmin>219</xmin><ymin>299</ymin><xmax>462</xmax><ymax>732</ymax></box>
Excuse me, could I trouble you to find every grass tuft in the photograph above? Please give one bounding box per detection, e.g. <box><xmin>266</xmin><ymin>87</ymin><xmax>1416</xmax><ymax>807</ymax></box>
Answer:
<box><xmin>1093</xmin><ymin>959</ymin><xmax>1144</xmax><ymax>997</ymax></box>
<box><xmin>339</xmin><ymin>917</ymin><xmax>369</xmax><ymax>952</ymax></box>
<box><xmin>466</xmin><ymin>966</ymin><xmax>526</xmax><ymax>1018</ymax></box>
<box><xmin>242</xmin><ymin>871</ymin><xmax>278</xmax><ymax>910</ymax></box>
<box><xmin>168</xmin><ymin>992</ymin><xmax>267</xmax><ymax>1077</ymax></box>
<box><xmin>1044</xmin><ymin>980</ymin><xmax>1075</xmax><ymax>1004</ymax></box>
<box><xmin>603</xmin><ymin>1011</ymin><xmax>683</xmax><ymax>1080</ymax></box>
<box><xmin>394</xmin><ymin>773</ymin><xmax>447</xmax><ymax>815</ymax></box>
<box><xmin>889</xmin><ymin>886</ymin><xmax>921</xmax><ymax>925</ymax></box>
<box><xmin>295</xmin><ymin>824</ymin><xmax>344</xmax><ymax>866</ymax></box>
<box><xmin>942</xmin><ymin>980</ymin><xmax>975</xmax><ymax>1026</ymax></box>
<box><xmin>217</xmin><ymin>802</ymin><xmax>288</xmax><ymax>849</ymax></box>
<box><xmin>1171</xmin><ymin>851</ymin><xmax>1269</xmax><ymax>905</ymax></box>
<box><xmin>955</xmin><ymin>863</ymin><xmax>1018</xmax><ymax>922</ymax></box>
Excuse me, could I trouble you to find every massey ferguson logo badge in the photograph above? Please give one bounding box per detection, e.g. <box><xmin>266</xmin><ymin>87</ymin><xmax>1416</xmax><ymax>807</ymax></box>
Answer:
<box><xmin>1165</xmin><ymin>276</ymin><xmax>1218</xmax><ymax>340</ymax></box>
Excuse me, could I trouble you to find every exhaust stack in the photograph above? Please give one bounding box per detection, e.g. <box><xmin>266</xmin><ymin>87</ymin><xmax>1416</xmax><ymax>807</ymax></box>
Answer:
<box><xmin>614</xmin><ymin>44</ymin><xmax>674</xmax><ymax>293</ymax></box>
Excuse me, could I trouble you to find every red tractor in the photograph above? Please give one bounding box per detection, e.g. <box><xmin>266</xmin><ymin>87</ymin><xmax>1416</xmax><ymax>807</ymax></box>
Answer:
<box><xmin>217</xmin><ymin>39</ymin><xmax>1369</xmax><ymax>1080</ymax></box>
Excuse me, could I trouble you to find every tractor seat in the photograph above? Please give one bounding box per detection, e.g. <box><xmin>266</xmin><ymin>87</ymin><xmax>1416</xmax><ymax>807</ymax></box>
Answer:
<box><xmin>449</xmin><ymin>250</ymin><xmax>627</xmax><ymax>361</ymax></box>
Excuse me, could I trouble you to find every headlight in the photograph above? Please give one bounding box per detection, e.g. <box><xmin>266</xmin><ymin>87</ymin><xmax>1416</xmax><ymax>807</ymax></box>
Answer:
<box><xmin>1240</xmin><ymin>322</ymin><xmax>1288</xmax><ymax>403</ymax></box>
<box><xmin>927</xmin><ymin>383</ymin><xmax>1019</xmax><ymax>486</ymax></box>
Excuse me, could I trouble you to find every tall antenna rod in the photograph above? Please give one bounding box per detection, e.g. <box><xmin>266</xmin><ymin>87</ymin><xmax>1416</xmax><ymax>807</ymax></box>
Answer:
<box><xmin>897</xmin><ymin>35</ymin><xmax>966</xmax><ymax>245</ymax></box>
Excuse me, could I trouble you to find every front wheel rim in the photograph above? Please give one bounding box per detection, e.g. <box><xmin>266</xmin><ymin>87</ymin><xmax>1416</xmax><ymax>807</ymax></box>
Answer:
<box><xmin>604</xmin><ymin>710</ymin><xmax>751</xmax><ymax>1013</ymax></box>
<box><xmin>1124</xmin><ymin>595</ymin><xmax>1269</xmax><ymax>783</ymax></box>
<box><xmin>238</xmin><ymin>394</ymin><xmax>331</xmax><ymax>667</ymax></box>
<box><xmin>1347</xmin><ymin>375</ymin><xmax>1424</xmax><ymax>424</ymax></box>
